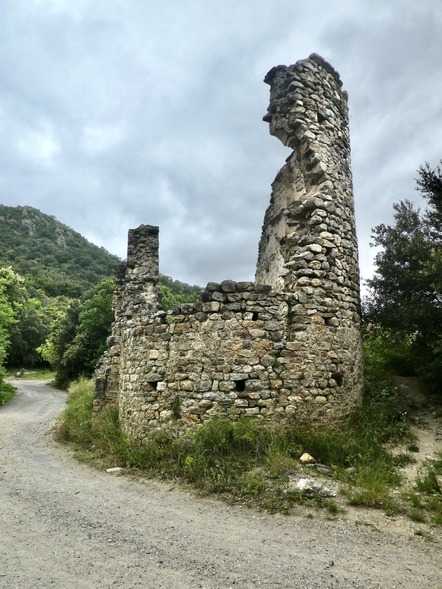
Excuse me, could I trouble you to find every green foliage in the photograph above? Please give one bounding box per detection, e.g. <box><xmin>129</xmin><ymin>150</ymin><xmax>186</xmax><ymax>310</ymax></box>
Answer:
<box><xmin>0</xmin><ymin>205</ymin><xmax>120</xmax><ymax>298</ymax></box>
<box><xmin>0</xmin><ymin>267</ymin><xmax>25</xmax><ymax>388</ymax></box>
<box><xmin>411</xmin><ymin>453</ymin><xmax>442</xmax><ymax>525</ymax></box>
<box><xmin>361</xmin><ymin>330</ymin><xmax>404</xmax><ymax>408</ymax></box>
<box><xmin>159</xmin><ymin>280</ymin><xmax>199</xmax><ymax>311</ymax></box>
<box><xmin>7</xmin><ymin>296</ymin><xmax>49</xmax><ymax>367</ymax></box>
<box><xmin>0</xmin><ymin>289</ymin><xmax>15</xmax><ymax>374</ymax></box>
<box><xmin>42</xmin><ymin>278</ymin><xmax>115</xmax><ymax>387</ymax></box>
<box><xmin>160</xmin><ymin>274</ymin><xmax>201</xmax><ymax>298</ymax></box>
<box><xmin>36</xmin><ymin>269</ymin><xmax>200</xmax><ymax>387</ymax></box>
<box><xmin>36</xmin><ymin>296</ymin><xmax>73</xmax><ymax>366</ymax></box>
<box><xmin>55</xmin><ymin>378</ymin><xmax>94</xmax><ymax>446</ymax></box>
<box><xmin>415</xmin><ymin>454</ymin><xmax>442</xmax><ymax>494</ymax></box>
<box><xmin>416</xmin><ymin>161</ymin><xmax>442</xmax><ymax>232</ymax></box>
<box><xmin>39</xmin><ymin>300</ymin><xmax>80</xmax><ymax>377</ymax></box>
<box><xmin>365</xmin><ymin>161</ymin><xmax>442</xmax><ymax>393</ymax></box>
<box><xmin>362</xmin><ymin>327</ymin><xmax>415</xmax><ymax>377</ymax></box>
<box><xmin>57</xmin><ymin>371</ymin><xmax>413</xmax><ymax>517</ymax></box>
<box><xmin>0</xmin><ymin>381</ymin><xmax>15</xmax><ymax>406</ymax></box>
<box><xmin>0</xmin><ymin>204</ymin><xmax>121</xmax><ymax>376</ymax></box>
<box><xmin>0</xmin><ymin>266</ymin><xmax>56</xmax><ymax>369</ymax></box>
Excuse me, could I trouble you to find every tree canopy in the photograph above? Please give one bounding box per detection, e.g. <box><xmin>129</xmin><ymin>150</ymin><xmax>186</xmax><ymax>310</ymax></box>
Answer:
<box><xmin>39</xmin><ymin>278</ymin><xmax>115</xmax><ymax>387</ymax></box>
<box><xmin>365</xmin><ymin>161</ymin><xmax>442</xmax><ymax>390</ymax></box>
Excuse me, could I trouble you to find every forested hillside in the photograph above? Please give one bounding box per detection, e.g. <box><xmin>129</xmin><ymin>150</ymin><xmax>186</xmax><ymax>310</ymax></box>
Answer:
<box><xmin>0</xmin><ymin>205</ymin><xmax>201</xmax><ymax>391</ymax></box>
<box><xmin>0</xmin><ymin>205</ymin><xmax>121</xmax><ymax>297</ymax></box>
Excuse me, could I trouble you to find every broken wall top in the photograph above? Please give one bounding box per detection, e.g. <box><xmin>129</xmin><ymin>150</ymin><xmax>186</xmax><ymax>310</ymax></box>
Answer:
<box><xmin>262</xmin><ymin>53</ymin><xmax>349</xmax><ymax>154</ymax></box>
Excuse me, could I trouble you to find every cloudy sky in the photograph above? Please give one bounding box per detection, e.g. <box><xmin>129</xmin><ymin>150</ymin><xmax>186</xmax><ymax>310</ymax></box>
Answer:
<box><xmin>1</xmin><ymin>0</ymin><xmax>441</xmax><ymax>290</ymax></box>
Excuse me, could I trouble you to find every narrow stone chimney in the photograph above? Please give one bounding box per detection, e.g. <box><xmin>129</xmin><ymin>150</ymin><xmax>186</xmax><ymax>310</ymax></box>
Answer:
<box><xmin>124</xmin><ymin>224</ymin><xmax>161</xmax><ymax>322</ymax></box>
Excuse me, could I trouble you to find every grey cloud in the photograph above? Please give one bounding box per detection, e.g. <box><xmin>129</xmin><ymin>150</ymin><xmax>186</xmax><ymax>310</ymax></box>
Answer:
<box><xmin>1</xmin><ymin>0</ymin><xmax>441</xmax><ymax>288</ymax></box>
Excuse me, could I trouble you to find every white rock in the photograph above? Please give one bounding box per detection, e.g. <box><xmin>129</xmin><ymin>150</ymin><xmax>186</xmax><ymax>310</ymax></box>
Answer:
<box><xmin>106</xmin><ymin>467</ymin><xmax>123</xmax><ymax>474</ymax></box>
<box><xmin>295</xmin><ymin>477</ymin><xmax>336</xmax><ymax>497</ymax></box>
<box><xmin>300</xmin><ymin>452</ymin><xmax>316</xmax><ymax>464</ymax></box>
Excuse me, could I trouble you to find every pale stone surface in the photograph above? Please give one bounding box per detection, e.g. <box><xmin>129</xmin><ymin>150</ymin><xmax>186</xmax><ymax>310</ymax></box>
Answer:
<box><xmin>300</xmin><ymin>453</ymin><xmax>316</xmax><ymax>464</ymax></box>
<box><xmin>94</xmin><ymin>54</ymin><xmax>364</xmax><ymax>443</ymax></box>
<box><xmin>294</xmin><ymin>477</ymin><xmax>337</xmax><ymax>498</ymax></box>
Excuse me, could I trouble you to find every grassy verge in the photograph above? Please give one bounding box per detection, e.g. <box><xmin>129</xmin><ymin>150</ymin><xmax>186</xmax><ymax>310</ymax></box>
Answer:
<box><xmin>56</xmin><ymin>377</ymin><xmax>429</xmax><ymax>519</ymax></box>
<box><xmin>7</xmin><ymin>367</ymin><xmax>56</xmax><ymax>381</ymax></box>
<box><xmin>402</xmin><ymin>455</ymin><xmax>442</xmax><ymax>527</ymax></box>
<box><xmin>0</xmin><ymin>380</ymin><xmax>15</xmax><ymax>405</ymax></box>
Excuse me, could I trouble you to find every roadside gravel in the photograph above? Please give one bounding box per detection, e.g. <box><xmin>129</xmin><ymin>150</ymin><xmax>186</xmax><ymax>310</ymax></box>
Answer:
<box><xmin>0</xmin><ymin>380</ymin><xmax>440</xmax><ymax>589</ymax></box>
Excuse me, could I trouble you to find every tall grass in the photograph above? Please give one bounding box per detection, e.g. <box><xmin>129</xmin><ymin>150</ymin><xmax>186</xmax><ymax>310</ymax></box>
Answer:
<box><xmin>57</xmin><ymin>377</ymin><xmax>415</xmax><ymax>514</ymax></box>
<box><xmin>412</xmin><ymin>454</ymin><xmax>442</xmax><ymax>525</ymax></box>
<box><xmin>0</xmin><ymin>380</ymin><xmax>15</xmax><ymax>405</ymax></box>
<box><xmin>55</xmin><ymin>378</ymin><xmax>94</xmax><ymax>445</ymax></box>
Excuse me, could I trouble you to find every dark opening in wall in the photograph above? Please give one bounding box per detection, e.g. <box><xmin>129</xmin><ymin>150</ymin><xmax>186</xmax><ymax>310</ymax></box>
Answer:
<box><xmin>235</xmin><ymin>379</ymin><xmax>246</xmax><ymax>392</ymax></box>
<box><xmin>331</xmin><ymin>372</ymin><xmax>343</xmax><ymax>387</ymax></box>
<box><xmin>325</xmin><ymin>316</ymin><xmax>338</xmax><ymax>327</ymax></box>
<box><xmin>317</xmin><ymin>111</ymin><xmax>326</xmax><ymax>124</ymax></box>
<box><xmin>171</xmin><ymin>395</ymin><xmax>181</xmax><ymax>420</ymax></box>
<box><xmin>252</xmin><ymin>312</ymin><xmax>259</xmax><ymax>321</ymax></box>
<box><xmin>148</xmin><ymin>381</ymin><xmax>158</xmax><ymax>390</ymax></box>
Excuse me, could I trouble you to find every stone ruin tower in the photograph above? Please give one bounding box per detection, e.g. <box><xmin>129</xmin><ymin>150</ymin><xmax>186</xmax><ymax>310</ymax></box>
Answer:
<box><xmin>255</xmin><ymin>53</ymin><xmax>363</xmax><ymax>409</ymax></box>
<box><xmin>94</xmin><ymin>54</ymin><xmax>364</xmax><ymax>442</ymax></box>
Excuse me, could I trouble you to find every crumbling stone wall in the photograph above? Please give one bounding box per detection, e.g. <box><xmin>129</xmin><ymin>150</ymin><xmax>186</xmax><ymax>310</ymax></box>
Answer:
<box><xmin>94</xmin><ymin>226</ymin><xmax>160</xmax><ymax>411</ymax></box>
<box><xmin>94</xmin><ymin>54</ymin><xmax>364</xmax><ymax>441</ymax></box>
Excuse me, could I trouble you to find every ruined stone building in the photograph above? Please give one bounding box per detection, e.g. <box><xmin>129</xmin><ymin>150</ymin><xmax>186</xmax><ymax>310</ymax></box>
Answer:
<box><xmin>94</xmin><ymin>54</ymin><xmax>364</xmax><ymax>443</ymax></box>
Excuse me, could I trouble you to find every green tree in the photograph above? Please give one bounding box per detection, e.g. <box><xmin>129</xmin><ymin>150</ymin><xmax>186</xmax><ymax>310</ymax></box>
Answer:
<box><xmin>0</xmin><ymin>267</ymin><xmax>64</xmax><ymax>369</ymax></box>
<box><xmin>365</xmin><ymin>161</ymin><xmax>442</xmax><ymax>390</ymax></box>
<box><xmin>159</xmin><ymin>283</ymin><xmax>198</xmax><ymax>311</ymax></box>
<box><xmin>38</xmin><ymin>300</ymin><xmax>81</xmax><ymax>382</ymax></box>
<box><xmin>7</xmin><ymin>297</ymin><xmax>50</xmax><ymax>368</ymax></box>
<box><xmin>0</xmin><ymin>267</ymin><xmax>24</xmax><ymax>387</ymax></box>
<box><xmin>0</xmin><ymin>288</ymin><xmax>15</xmax><ymax>384</ymax></box>
<box><xmin>160</xmin><ymin>274</ymin><xmax>201</xmax><ymax>298</ymax></box>
<box><xmin>36</xmin><ymin>297</ymin><xmax>75</xmax><ymax>367</ymax></box>
<box><xmin>43</xmin><ymin>278</ymin><xmax>115</xmax><ymax>387</ymax></box>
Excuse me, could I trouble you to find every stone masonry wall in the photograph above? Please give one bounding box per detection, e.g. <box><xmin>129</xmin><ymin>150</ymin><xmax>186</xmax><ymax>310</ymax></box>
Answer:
<box><xmin>253</xmin><ymin>53</ymin><xmax>364</xmax><ymax>427</ymax></box>
<box><xmin>94</xmin><ymin>54</ymin><xmax>364</xmax><ymax>442</ymax></box>
<box><xmin>94</xmin><ymin>226</ymin><xmax>160</xmax><ymax>412</ymax></box>
<box><xmin>119</xmin><ymin>279</ymin><xmax>293</xmax><ymax>443</ymax></box>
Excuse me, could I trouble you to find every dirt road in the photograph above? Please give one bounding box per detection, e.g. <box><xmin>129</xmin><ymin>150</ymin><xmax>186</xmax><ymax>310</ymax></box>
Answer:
<box><xmin>0</xmin><ymin>380</ymin><xmax>440</xmax><ymax>589</ymax></box>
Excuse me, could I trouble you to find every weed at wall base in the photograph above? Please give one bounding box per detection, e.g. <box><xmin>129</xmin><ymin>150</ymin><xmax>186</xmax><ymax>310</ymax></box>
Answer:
<box><xmin>54</xmin><ymin>377</ymin><xmax>431</xmax><ymax>522</ymax></box>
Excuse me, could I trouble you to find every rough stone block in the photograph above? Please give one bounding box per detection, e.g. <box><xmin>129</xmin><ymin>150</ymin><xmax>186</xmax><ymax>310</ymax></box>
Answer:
<box><xmin>202</xmin><ymin>302</ymin><xmax>220</xmax><ymax>313</ymax></box>
<box><xmin>236</xmin><ymin>281</ymin><xmax>255</xmax><ymax>291</ymax></box>
<box><xmin>221</xmin><ymin>280</ymin><xmax>237</xmax><ymax>292</ymax></box>
<box><xmin>206</xmin><ymin>282</ymin><xmax>221</xmax><ymax>291</ymax></box>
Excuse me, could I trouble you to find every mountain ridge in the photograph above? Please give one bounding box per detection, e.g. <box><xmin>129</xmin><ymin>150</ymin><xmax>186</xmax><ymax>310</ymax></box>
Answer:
<box><xmin>0</xmin><ymin>204</ymin><xmax>121</xmax><ymax>297</ymax></box>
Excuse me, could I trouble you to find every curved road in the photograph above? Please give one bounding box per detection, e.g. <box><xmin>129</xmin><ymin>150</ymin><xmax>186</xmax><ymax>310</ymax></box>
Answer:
<box><xmin>0</xmin><ymin>380</ymin><xmax>440</xmax><ymax>588</ymax></box>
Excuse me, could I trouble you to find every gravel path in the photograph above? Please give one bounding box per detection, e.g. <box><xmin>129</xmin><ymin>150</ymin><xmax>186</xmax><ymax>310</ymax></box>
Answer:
<box><xmin>0</xmin><ymin>380</ymin><xmax>440</xmax><ymax>589</ymax></box>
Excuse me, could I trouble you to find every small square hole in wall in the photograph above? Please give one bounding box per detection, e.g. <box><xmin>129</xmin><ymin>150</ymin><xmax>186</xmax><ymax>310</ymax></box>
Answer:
<box><xmin>331</xmin><ymin>373</ymin><xmax>343</xmax><ymax>387</ymax></box>
<box><xmin>235</xmin><ymin>379</ymin><xmax>246</xmax><ymax>392</ymax></box>
<box><xmin>147</xmin><ymin>381</ymin><xmax>158</xmax><ymax>391</ymax></box>
<box><xmin>252</xmin><ymin>312</ymin><xmax>259</xmax><ymax>321</ymax></box>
